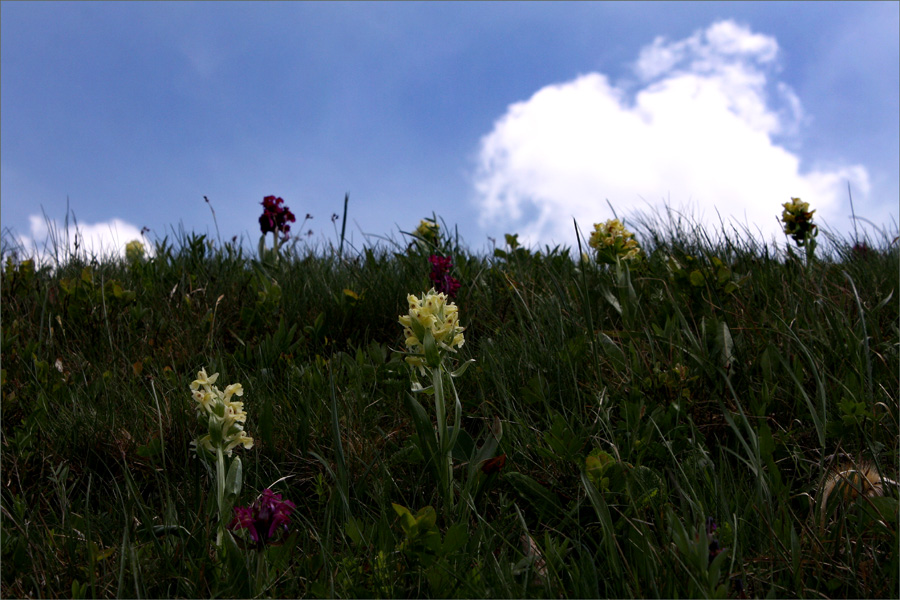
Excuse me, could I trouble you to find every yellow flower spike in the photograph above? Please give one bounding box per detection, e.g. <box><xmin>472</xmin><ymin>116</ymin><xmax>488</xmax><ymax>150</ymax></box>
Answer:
<box><xmin>398</xmin><ymin>289</ymin><xmax>466</xmax><ymax>374</ymax></box>
<box><xmin>125</xmin><ymin>240</ymin><xmax>145</xmax><ymax>263</ymax></box>
<box><xmin>189</xmin><ymin>369</ymin><xmax>253</xmax><ymax>458</ymax></box>
<box><xmin>781</xmin><ymin>197</ymin><xmax>818</xmax><ymax>246</ymax></box>
<box><xmin>589</xmin><ymin>219</ymin><xmax>643</xmax><ymax>264</ymax></box>
<box><xmin>414</xmin><ymin>219</ymin><xmax>439</xmax><ymax>244</ymax></box>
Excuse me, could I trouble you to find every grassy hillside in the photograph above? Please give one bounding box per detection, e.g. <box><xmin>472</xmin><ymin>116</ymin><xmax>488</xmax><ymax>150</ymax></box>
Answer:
<box><xmin>1</xmin><ymin>211</ymin><xmax>897</xmax><ymax>598</ymax></box>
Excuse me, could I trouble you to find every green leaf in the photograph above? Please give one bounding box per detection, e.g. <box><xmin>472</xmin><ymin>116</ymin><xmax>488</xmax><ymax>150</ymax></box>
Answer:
<box><xmin>258</xmin><ymin>235</ymin><xmax>267</xmax><ymax>263</ymax></box>
<box><xmin>151</xmin><ymin>525</ymin><xmax>190</xmax><ymax>538</ymax></box>
<box><xmin>442</xmin><ymin>522</ymin><xmax>468</xmax><ymax>555</ymax></box>
<box><xmin>468</xmin><ymin>416</ymin><xmax>503</xmax><ymax>479</ymax></box>
<box><xmin>403</xmin><ymin>393</ymin><xmax>439</xmax><ymax>468</ymax></box>
<box><xmin>208</xmin><ymin>414</ymin><xmax>224</xmax><ymax>445</ymax></box>
<box><xmin>580</xmin><ymin>470</ymin><xmax>622</xmax><ymax>576</ymax></box>
<box><xmin>392</xmin><ymin>503</ymin><xmax>416</xmax><ymax>534</ymax></box>
<box><xmin>136</xmin><ymin>437</ymin><xmax>162</xmax><ymax>458</ymax></box>
<box><xmin>600</xmin><ymin>286</ymin><xmax>622</xmax><ymax>315</ymax></box>
<box><xmin>448</xmin><ymin>427</ymin><xmax>475</xmax><ymax>462</ymax></box>
<box><xmin>863</xmin><ymin>496</ymin><xmax>899</xmax><ymax>524</ymax></box>
<box><xmin>717</xmin><ymin>321</ymin><xmax>735</xmax><ymax>369</ymax></box>
<box><xmin>344</xmin><ymin>517</ymin><xmax>364</xmax><ymax>545</ymax></box>
<box><xmin>596</xmin><ymin>332</ymin><xmax>626</xmax><ymax>371</ymax></box>
<box><xmin>422</xmin><ymin>530</ymin><xmax>441</xmax><ymax>555</ymax></box>
<box><xmin>543</xmin><ymin>413</ymin><xmax>582</xmax><ymax>463</ymax></box>
<box><xmin>391</xmin><ymin>502</ymin><xmax>412</xmax><ymax>519</ymax></box>
<box><xmin>406</xmin><ymin>311</ymin><xmax>426</xmax><ymax>342</ymax></box>
<box><xmin>874</xmin><ymin>289</ymin><xmax>895</xmax><ymax>311</ymax></box>
<box><xmin>449</xmin><ymin>358</ymin><xmax>475</xmax><ymax>378</ymax></box>
<box><xmin>717</xmin><ymin>266</ymin><xmax>731</xmax><ymax>286</ymax></box>
<box><xmin>223</xmin><ymin>530</ymin><xmax>251</xmax><ymax>597</ymax></box>
<box><xmin>414</xmin><ymin>505</ymin><xmax>437</xmax><ymax>532</ymax></box>
<box><xmin>585</xmin><ymin>451</ymin><xmax>614</xmax><ymax>488</ymax></box>
<box><xmin>224</xmin><ymin>456</ymin><xmax>243</xmax><ymax>499</ymax></box>
<box><xmin>689</xmin><ymin>270</ymin><xmax>705</xmax><ymax>287</ymax></box>
<box><xmin>758</xmin><ymin>423</ymin><xmax>774</xmax><ymax>459</ymax></box>
<box><xmin>504</xmin><ymin>471</ymin><xmax>562</xmax><ymax>517</ymax></box>
<box><xmin>423</xmin><ymin>330</ymin><xmax>441</xmax><ymax>369</ymax></box>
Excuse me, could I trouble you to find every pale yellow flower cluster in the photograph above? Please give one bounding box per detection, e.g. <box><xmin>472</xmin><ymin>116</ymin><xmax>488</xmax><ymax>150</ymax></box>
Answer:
<box><xmin>589</xmin><ymin>219</ymin><xmax>642</xmax><ymax>263</ymax></box>
<box><xmin>190</xmin><ymin>369</ymin><xmax>254</xmax><ymax>456</ymax></box>
<box><xmin>781</xmin><ymin>197</ymin><xmax>812</xmax><ymax>223</ymax></box>
<box><xmin>398</xmin><ymin>289</ymin><xmax>465</xmax><ymax>374</ymax></box>
<box><xmin>125</xmin><ymin>240</ymin><xmax>145</xmax><ymax>263</ymax></box>
<box><xmin>414</xmin><ymin>219</ymin><xmax>439</xmax><ymax>244</ymax></box>
<box><xmin>781</xmin><ymin>197</ymin><xmax>817</xmax><ymax>245</ymax></box>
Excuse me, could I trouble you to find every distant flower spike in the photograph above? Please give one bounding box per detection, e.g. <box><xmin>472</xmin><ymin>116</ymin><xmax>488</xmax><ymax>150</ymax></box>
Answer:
<box><xmin>259</xmin><ymin>195</ymin><xmax>297</xmax><ymax>241</ymax></box>
<box><xmin>125</xmin><ymin>240</ymin><xmax>145</xmax><ymax>263</ymax></box>
<box><xmin>415</xmin><ymin>219</ymin><xmax>439</xmax><ymax>245</ymax></box>
<box><xmin>781</xmin><ymin>197</ymin><xmax>817</xmax><ymax>246</ymax></box>
<box><xmin>429</xmin><ymin>255</ymin><xmax>461</xmax><ymax>298</ymax></box>
<box><xmin>589</xmin><ymin>219</ymin><xmax>643</xmax><ymax>264</ymax></box>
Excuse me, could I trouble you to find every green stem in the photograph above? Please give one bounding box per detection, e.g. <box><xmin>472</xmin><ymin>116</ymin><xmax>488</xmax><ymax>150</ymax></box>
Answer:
<box><xmin>255</xmin><ymin>550</ymin><xmax>267</xmax><ymax>595</ymax></box>
<box><xmin>431</xmin><ymin>366</ymin><xmax>453</xmax><ymax>512</ymax></box>
<box><xmin>432</xmin><ymin>366</ymin><xmax>446</xmax><ymax>449</ymax></box>
<box><xmin>447</xmin><ymin>375</ymin><xmax>463</xmax><ymax>451</ymax></box>
<box><xmin>216</xmin><ymin>446</ymin><xmax>226</xmax><ymax>548</ymax></box>
<box><xmin>804</xmin><ymin>236</ymin><xmax>816</xmax><ymax>268</ymax></box>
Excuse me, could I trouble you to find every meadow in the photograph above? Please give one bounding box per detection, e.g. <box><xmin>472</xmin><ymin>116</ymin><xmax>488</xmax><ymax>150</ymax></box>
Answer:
<box><xmin>1</xmin><ymin>203</ymin><xmax>898</xmax><ymax>599</ymax></box>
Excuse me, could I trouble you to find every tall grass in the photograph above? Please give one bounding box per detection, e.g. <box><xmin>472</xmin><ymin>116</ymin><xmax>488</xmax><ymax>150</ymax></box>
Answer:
<box><xmin>1</xmin><ymin>211</ymin><xmax>897</xmax><ymax>598</ymax></box>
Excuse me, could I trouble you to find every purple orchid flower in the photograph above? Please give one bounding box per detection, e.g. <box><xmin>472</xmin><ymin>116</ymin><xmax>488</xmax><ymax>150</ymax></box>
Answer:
<box><xmin>429</xmin><ymin>255</ymin><xmax>461</xmax><ymax>298</ymax></box>
<box><xmin>258</xmin><ymin>196</ymin><xmax>297</xmax><ymax>241</ymax></box>
<box><xmin>229</xmin><ymin>489</ymin><xmax>297</xmax><ymax>549</ymax></box>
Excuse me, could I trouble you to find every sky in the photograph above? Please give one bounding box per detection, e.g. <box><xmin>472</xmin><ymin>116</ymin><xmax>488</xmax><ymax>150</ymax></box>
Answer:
<box><xmin>2</xmin><ymin>1</ymin><xmax>898</xmax><ymax>260</ymax></box>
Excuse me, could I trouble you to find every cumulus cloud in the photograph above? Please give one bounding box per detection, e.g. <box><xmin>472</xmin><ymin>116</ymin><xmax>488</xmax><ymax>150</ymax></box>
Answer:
<box><xmin>6</xmin><ymin>215</ymin><xmax>151</xmax><ymax>266</ymax></box>
<box><xmin>474</xmin><ymin>20</ymin><xmax>870</xmax><ymax>247</ymax></box>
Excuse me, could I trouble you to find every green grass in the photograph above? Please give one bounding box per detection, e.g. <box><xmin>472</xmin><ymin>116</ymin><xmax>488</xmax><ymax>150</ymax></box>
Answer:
<box><xmin>1</xmin><ymin>212</ymin><xmax>898</xmax><ymax>598</ymax></box>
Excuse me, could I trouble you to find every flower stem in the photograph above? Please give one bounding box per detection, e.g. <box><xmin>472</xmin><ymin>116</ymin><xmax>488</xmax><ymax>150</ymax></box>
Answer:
<box><xmin>216</xmin><ymin>446</ymin><xmax>226</xmax><ymax>548</ymax></box>
<box><xmin>432</xmin><ymin>366</ymin><xmax>453</xmax><ymax>514</ymax></box>
<box><xmin>255</xmin><ymin>550</ymin><xmax>267</xmax><ymax>595</ymax></box>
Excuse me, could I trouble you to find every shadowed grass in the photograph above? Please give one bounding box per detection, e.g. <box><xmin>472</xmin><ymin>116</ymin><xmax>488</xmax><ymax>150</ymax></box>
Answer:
<box><xmin>2</xmin><ymin>209</ymin><xmax>897</xmax><ymax>598</ymax></box>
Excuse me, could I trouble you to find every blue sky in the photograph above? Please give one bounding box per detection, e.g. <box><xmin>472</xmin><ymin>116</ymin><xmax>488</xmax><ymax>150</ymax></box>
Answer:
<box><xmin>2</xmin><ymin>1</ymin><xmax>898</xmax><ymax>259</ymax></box>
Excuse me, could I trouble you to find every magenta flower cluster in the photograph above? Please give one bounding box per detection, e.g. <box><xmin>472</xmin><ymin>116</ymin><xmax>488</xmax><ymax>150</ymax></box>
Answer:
<box><xmin>429</xmin><ymin>255</ymin><xmax>460</xmax><ymax>298</ymax></box>
<box><xmin>259</xmin><ymin>196</ymin><xmax>297</xmax><ymax>240</ymax></box>
<box><xmin>229</xmin><ymin>489</ymin><xmax>297</xmax><ymax>549</ymax></box>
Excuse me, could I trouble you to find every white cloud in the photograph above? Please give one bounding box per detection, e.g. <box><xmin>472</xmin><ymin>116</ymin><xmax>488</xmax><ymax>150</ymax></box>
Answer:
<box><xmin>473</xmin><ymin>20</ymin><xmax>870</xmax><ymax>248</ymax></box>
<box><xmin>7</xmin><ymin>215</ymin><xmax>151</xmax><ymax>266</ymax></box>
